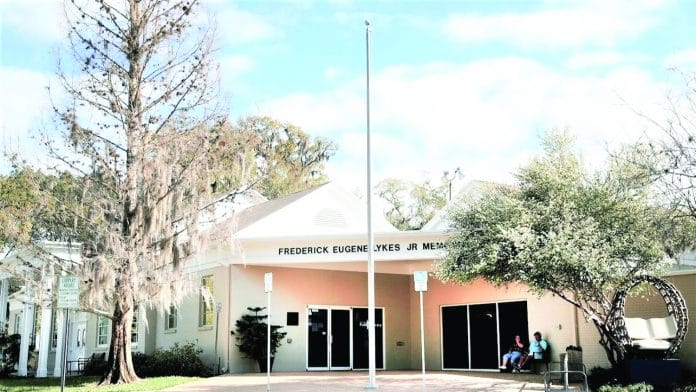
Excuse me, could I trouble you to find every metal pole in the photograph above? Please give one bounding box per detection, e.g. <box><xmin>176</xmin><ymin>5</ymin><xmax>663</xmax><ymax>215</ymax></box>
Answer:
<box><xmin>214</xmin><ymin>305</ymin><xmax>220</xmax><ymax>375</ymax></box>
<box><xmin>60</xmin><ymin>309</ymin><xmax>69</xmax><ymax>392</ymax></box>
<box><xmin>365</xmin><ymin>19</ymin><xmax>377</xmax><ymax>389</ymax></box>
<box><xmin>420</xmin><ymin>291</ymin><xmax>425</xmax><ymax>382</ymax></box>
<box><xmin>267</xmin><ymin>291</ymin><xmax>271</xmax><ymax>392</ymax></box>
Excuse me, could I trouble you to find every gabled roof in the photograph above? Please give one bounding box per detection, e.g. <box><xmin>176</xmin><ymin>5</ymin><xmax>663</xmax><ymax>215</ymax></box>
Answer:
<box><xmin>233</xmin><ymin>182</ymin><xmax>398</xmax><ymax>239</ymax></box>
<box><xmin>234</xmin><ymin>184</ymin><xmax>327</xmax><ymax>232</ymax></box>
<box><xmin>421</xmin><ymin>179</ymin><xmax>494</xmax><ymax>231</ymax></box>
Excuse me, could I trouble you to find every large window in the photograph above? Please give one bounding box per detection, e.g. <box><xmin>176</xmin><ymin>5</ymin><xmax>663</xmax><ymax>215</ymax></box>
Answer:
<box><xmin>199</xmin><ymin>276</ymin><xmax>214</xmax><ymax>326</ymax></box>
<box><xmin>97</xmin><ymin>316</ymin><xmax>110</xmax><ymax>346</ymax></box>
<box><xmin>165</xmin><ymin>306</ymin><xmax>177</xmax><ymax>330</ymax></box>
<box><xmin>51</xmin><ymin>311</ymin><xmax>58</xmax><ymax>349</ymax></box>
<box><xmin>131</xmin><ymin>306</ymin><xmax>139</xmax><ymax>344</ymax></box>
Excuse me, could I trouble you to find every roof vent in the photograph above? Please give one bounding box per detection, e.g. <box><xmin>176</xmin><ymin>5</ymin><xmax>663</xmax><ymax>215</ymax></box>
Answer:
<box><xmin>313</xmin><ymin>208</ymin><xmax>347</xmax><ymax>228</ymax></box>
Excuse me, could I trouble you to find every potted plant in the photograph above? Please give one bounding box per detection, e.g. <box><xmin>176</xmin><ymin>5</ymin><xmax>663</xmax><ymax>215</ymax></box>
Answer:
<box><xmin>232</xmin><ymin>306</ymin><xmax>287</xmax><ymax>372</ymax></box>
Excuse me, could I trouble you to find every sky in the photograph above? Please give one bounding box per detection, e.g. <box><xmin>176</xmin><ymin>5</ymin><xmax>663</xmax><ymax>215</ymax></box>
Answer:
<box><xmin>3</xmin><ymin>0</ymin><xmax>696</xmax><ymax>194</ymax></box>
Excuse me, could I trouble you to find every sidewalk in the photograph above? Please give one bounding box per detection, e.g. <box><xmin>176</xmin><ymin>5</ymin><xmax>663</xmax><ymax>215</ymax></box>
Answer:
<box><xmin>164</xmin><ymin>371</ymin><xmax>548</xmax><ymax>392</ymax></box>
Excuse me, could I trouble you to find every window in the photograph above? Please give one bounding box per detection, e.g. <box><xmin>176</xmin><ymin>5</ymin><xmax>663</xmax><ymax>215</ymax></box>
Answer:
<box><xmin>13</xmin><ymin>314</ymin><xmax>20</xmax><ymax>334</ymax></box>
<box><xmin>97</xmin><ymin>316</ymin><xmax>110</xmax><ymax>346</ymax></box>
<box><xmin>51</xmin><ymin>311</ymin><xmax>58</xmax><ymax>349</ymax></box>
<box><xmin>199</xmin><ymin>275</ymin><xmax>214</xmax><ymax>326</ymax></box>
<box><xmin>131</xmin><ymin>306</ymin><xmax>139</xmax><ymax>344</ymax></box>
<box><xmin>165</xmin><ymin>306</ymin><xmax>177</xmax><ymax>330</ymax></box>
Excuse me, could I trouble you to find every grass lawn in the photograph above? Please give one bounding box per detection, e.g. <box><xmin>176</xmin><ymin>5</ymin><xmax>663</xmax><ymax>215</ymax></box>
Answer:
<box><xmin>0</xmin><ymin>376</ymin><xmax>199</xmax><ymax>391</ymax></box>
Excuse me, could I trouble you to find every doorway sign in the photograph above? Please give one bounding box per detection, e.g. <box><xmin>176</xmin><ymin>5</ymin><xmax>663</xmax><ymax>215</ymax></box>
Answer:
<box><xmin>57</xmin><ymin>275</ymin><xmax>79</xmax><ymax>392</ymax></box>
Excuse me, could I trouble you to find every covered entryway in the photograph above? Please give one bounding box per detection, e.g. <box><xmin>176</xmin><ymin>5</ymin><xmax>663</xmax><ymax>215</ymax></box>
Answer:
<box><xmin>442</xmin><ymin>300</ymin><xmax>529</xmax><ymax>371</ymax></box>
<box><xmin>306</xmin><ymin>306</ymin><xmax>384</xmax><ymax>371</ymax></box>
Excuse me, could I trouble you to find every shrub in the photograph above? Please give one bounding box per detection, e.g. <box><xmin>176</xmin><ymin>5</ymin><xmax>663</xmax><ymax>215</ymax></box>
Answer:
<box><xmin>589</xmin><ymin>366</ymin><xmax>625</xmax><ymax>391</ymax></box>
<box><xmin>598</xmin><ymin>383</ymin><xmax>653</xmax><ymax>392</ymax></box>
<box><xmin>133</xmin><ymin>342</ymin><xmax>209</xmax><ymax>377</ymax></box>
<box><xmin>0</xmin><ymin>333</ymin><xmax>21</xmax><ymax>376</ymax></box>
<box><xmin>673</xmin><ymin>385</ymin><xmax>696</xmax><ymax>392</ymax></box>
<box><xmin>82</xmin><ymin>355</ymin><xmax>108</xmax><ymax>376</ymax></box>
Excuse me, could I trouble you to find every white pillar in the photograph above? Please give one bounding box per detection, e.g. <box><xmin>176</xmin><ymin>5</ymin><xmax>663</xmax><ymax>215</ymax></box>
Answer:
<box><xmin>53</xmin><ymin>310</ymin><xmax>65</xmax><ymax>377</ymax></box>
<box><xmin>18</xmin><ymin>287</ymin><xmax>35</xmax><ymax>377</ymax></box>
<box><xmin>0</xmin><ymin>278</ymin><xmax>9</xmax><ymax>333</ymax></box>
<box><xmin>36</xmin><ymin>268</ymin><xmax>53</xmax><ymax>378</ymax></box>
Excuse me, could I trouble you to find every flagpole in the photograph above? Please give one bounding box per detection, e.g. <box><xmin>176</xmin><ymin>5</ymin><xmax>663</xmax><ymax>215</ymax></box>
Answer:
<box><xmin>365</xmin><ymin>19</ymin><xmax>377</xmax><ymax>389</ymax></box>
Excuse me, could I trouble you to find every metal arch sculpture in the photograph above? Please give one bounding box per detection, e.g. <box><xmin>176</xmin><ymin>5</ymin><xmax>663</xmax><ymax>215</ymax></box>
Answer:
<box><xmin>607</xmin><ymin>275</ymin><xmax>689</xmax><ymax>358</ymax></box>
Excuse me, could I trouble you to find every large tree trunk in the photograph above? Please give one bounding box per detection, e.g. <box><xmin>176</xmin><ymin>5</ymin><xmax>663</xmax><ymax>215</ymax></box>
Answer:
<box><xmin>98</xmin><ymin>292</ymin><xmax>139</xmax><ymax>385</ymax></box>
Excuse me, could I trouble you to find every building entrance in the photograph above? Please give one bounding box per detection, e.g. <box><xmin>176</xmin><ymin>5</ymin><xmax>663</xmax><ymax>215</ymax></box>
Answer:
<box><xmin>306</xmin><ymin>306</ymin><xmax>384</xmax><ymax>370</ymax></box>
<box><xmin>442</xmin><ymin>300</ymin><xmax>528</xmax><ymax>371</ymax></box>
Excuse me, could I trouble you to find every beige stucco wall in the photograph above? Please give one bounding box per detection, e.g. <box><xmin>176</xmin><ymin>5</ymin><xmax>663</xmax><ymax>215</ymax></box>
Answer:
<box><xmin>409</xmin><ymin>277</ymin><xmax>578</xmax><ymax>370</ymax></box>
<box><xmin>154</xmin><ymin>265</ymin><xmax>231</xmax><ymax>372</ymax></box>
<box><xmin>227</xmin><ymin>265</ymin><xmax>412</xmax><ymax>372</ymax></box>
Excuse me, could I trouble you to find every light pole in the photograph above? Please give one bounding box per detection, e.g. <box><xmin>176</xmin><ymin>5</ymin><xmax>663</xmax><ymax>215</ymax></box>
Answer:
<box><xmin>364</xmin><ymin>19</ymin><xmax>377</xmax><ymax>389</ymax></box>
<box><xmin>443</xmin><ymin>167</ymin><xmax>463</xmax><ymax>201</ymax></box>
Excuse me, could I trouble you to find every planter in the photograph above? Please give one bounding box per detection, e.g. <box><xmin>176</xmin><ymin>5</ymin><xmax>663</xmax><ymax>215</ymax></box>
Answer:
<box><xmin>258</xmin><ymin>357</ymin><xmax>275</xmax><ymax>373</ymax></box>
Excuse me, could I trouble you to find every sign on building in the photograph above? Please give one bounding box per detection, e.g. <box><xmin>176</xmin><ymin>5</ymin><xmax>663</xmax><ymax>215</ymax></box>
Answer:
<box><xmin>414</xmin><ymin>271</ymin><xmax>428</xmax><ymax>292</ymax></box>
<box><xmin>57</xmin><ymin>275</ymin><xmax>80</xmax><ymax>309</ymax></box>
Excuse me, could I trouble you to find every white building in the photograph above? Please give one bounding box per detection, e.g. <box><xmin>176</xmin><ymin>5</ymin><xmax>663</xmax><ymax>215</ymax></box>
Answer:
<box><xmin>3</xmin><ymin>182</ymin><xmax>695</xmax><ymax>376</ymax></box>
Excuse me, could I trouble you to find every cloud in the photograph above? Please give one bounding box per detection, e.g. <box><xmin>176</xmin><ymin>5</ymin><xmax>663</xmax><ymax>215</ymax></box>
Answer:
<box><xmin>258</xmin><ymin>57</ymin><xmax>671</xmax><ymax>191</ymax></box>
<box><xmin>443</xmin><ymin>1</ymin><xmax>662</xmax><ymax>48</ymax></box>
<box><xmin>206</xmin><ymin>3</ymin><xmax>276</xmax><ymax>45</ymax></box>
<box><xmin>0</xmin><ymin>0</ymin><xmax>65</xmax><ymax>43</ymax></box>
<box><xmin>0</xmin><ymin>67</ymin><xmax>55</xmax><ymax>170</ymax></box>
<box><xmin>663</xmin><ymin>49</ymin><xmax>696</xmax><ymax>71</ymax></box>
<box><xmin>566</xmin><ymin>51</ymin><xmax>649</xmax><ymax>70</ymax></box>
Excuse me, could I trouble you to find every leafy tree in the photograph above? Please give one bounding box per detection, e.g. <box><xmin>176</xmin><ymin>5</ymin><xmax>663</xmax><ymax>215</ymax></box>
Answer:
<box><xmin>376</xmin><ymin>178</ymin><xmax>447</xmax><ymax>230</ymax></box>
<box><xmin>41</xmin><ymin>0</ymin><xmax>221</xmax><ymax>384</ymax></box>
<box><xmin>210</xmin><ymin>116</ymin><xmax>336</xmax><ymax>199</ymax></box>
<box><xmin>437</xmin><ymin>131</ymin><xmax>680</xmax><ymax>367</ymax></box>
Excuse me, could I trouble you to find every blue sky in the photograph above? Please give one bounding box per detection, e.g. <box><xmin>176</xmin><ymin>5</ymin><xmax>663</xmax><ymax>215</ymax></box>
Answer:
<box><xmin>3</xmin><ymin>0</ymin><xmax>696</xmax><ymax>193</ymax></box>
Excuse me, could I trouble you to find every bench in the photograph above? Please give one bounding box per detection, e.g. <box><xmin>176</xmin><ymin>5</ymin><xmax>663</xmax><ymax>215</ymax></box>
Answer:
<box><xmin>623</xmin><ymin>316</ymin><xmax>677</xmax><ymax>351</ymax></box>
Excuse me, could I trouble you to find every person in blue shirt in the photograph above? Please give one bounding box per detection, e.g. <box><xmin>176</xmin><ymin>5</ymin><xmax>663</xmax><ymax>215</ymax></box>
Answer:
<box><xmin>528</xmin><ymin>331</ymin><xmax>548</xmax><ymax>360</ymax></box>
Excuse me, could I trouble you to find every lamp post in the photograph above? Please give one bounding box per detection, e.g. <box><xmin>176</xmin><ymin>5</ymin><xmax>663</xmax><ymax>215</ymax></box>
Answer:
<box><xmin>443</xmin><ymin>167</ymin><xmax>462</xmax><ymax>201</ymax></box>
<box><xmin>364</xmin><ymin>19</ymin><xmax>377</xmax><ymax>389</ymax></box>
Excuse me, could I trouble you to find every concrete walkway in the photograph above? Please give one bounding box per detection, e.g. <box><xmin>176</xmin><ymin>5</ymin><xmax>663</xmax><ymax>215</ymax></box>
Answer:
<box><xmin>164</xmin><ymin>371</ymin><xmax>551</xmax><ymax>392</ymax></box>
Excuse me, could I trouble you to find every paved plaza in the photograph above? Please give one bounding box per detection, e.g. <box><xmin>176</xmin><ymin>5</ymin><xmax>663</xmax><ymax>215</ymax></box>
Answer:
<box><xmin>164</xmin><ymin>371</ymin><xmax>553</xmax><ymax>392</ymax></box>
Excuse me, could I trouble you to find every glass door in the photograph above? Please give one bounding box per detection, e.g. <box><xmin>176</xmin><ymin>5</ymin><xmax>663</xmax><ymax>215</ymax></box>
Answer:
<box><xmin>442</xmin><ymin>305</ymin><xmax>469</xmax><ymax>369</ymax></box>
<box><xmin>469</xmin><ymin>303</ymin><xmax>499</xmax><ymax>370</ymax></box>
<box><xmin>330</xmin><ymin>309</ymin><xmax>351</xmax><ymax>370</ymax></box>
<box><xmin>307</xmin><ymin>308</ymin><xmax>328</xmax><ymax>370</ymax></box>
<box><xmin>352</xmin><ymin>307</ymin><xmax>384</xmax><ymax>370</ymax></box>
<box><xmin>307</xmin><ymin>307</ymin><xmax>352</xmax><ymax>370</ymax></box>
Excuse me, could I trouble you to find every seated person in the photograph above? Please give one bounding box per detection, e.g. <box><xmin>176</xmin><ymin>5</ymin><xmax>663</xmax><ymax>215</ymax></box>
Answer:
<box><xmin>517</xmin><ymin>331</ymin><xmax>548</xmax><ymax>370</ymax></box>
<box><xmin>528</xmin><ymin>331</ymin><xmax>548</xmax><ymax>360</ymax></box>
<box><xmin>499</xmin><ymin>334</ymin><xmax>525</xmax><ymax>370</ymax></box>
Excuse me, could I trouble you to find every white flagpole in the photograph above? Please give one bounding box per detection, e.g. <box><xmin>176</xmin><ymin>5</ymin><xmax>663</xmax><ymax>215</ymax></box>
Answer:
<box><xmin>365</xmin><ymin>19</ymin><xmax>377</xmax><ymax>389</ymax></box>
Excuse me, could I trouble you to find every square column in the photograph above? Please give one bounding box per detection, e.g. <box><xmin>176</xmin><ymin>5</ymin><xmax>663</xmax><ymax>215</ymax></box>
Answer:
<box><xmin>52</xmin><ymin>310</ymin><xmax>65</xmax><ymax>377</ymax></box>
<box><xmin>36</xmin><ymin>267</ymin><xmax>54</xmax><ymax>378</ymax></box>
<box><xmin>17</xmin><ymin>298</ymin><xmax>35</xmax><ymax>377</ymax></box>
<box><xmin>0</xmin><ymin>278</ymin><xmax>8</xmax><ymax>333</ymax></box>
<box><xmin>35</xmin><ymin>304</ymin><xmax>52</xmax><ymax>377</ymax></box>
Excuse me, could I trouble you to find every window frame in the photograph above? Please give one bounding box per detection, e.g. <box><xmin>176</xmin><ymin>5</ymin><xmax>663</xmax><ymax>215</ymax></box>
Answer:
<box><xmin>96</xmin><ymin>316</ymin><xmax>110</xmax><ymax>347</ymax></box>
<box><xmin>165</xmin><ymin>306</ymin><xmax>178</xmax><ymax>330</ymax></box>
<box><xmin>199</xmin><ymin>275</ymin><xmax>214</xmax><ymax>327</ymax></box>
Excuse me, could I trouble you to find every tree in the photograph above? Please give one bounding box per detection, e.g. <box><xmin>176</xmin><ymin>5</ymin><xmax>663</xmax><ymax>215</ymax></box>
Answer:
<box><xmin>210</xmin><ymin>116</ymin><xmax>336</xmax><ymax>199</ymax></box>
<box><xmin>376</xmin><ymin>178</ymin><xmax>447</xmax><ymax>230</ymax></box>
<box><xmin>437</xmin><ymin>131</ymin><xmax>679</xmax><ymax>367</ymax></box>
<box><xmin>42</xmin><ymin>0</ymin><xmax>221</xmax><ymax>384</ymax></box>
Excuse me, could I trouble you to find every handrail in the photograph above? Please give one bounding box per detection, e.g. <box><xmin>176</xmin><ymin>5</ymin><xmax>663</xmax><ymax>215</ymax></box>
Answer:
<box><xmin>543</xmin><ymin>370</ymin><xmax>588</xmax><ymax>392</ymax></box>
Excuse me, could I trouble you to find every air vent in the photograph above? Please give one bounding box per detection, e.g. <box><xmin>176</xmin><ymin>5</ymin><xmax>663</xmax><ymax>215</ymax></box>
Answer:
<box><xmin>313</xmin><ymin>208</ymin><xmax>347</xmax><ymax>228</ymax></box>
